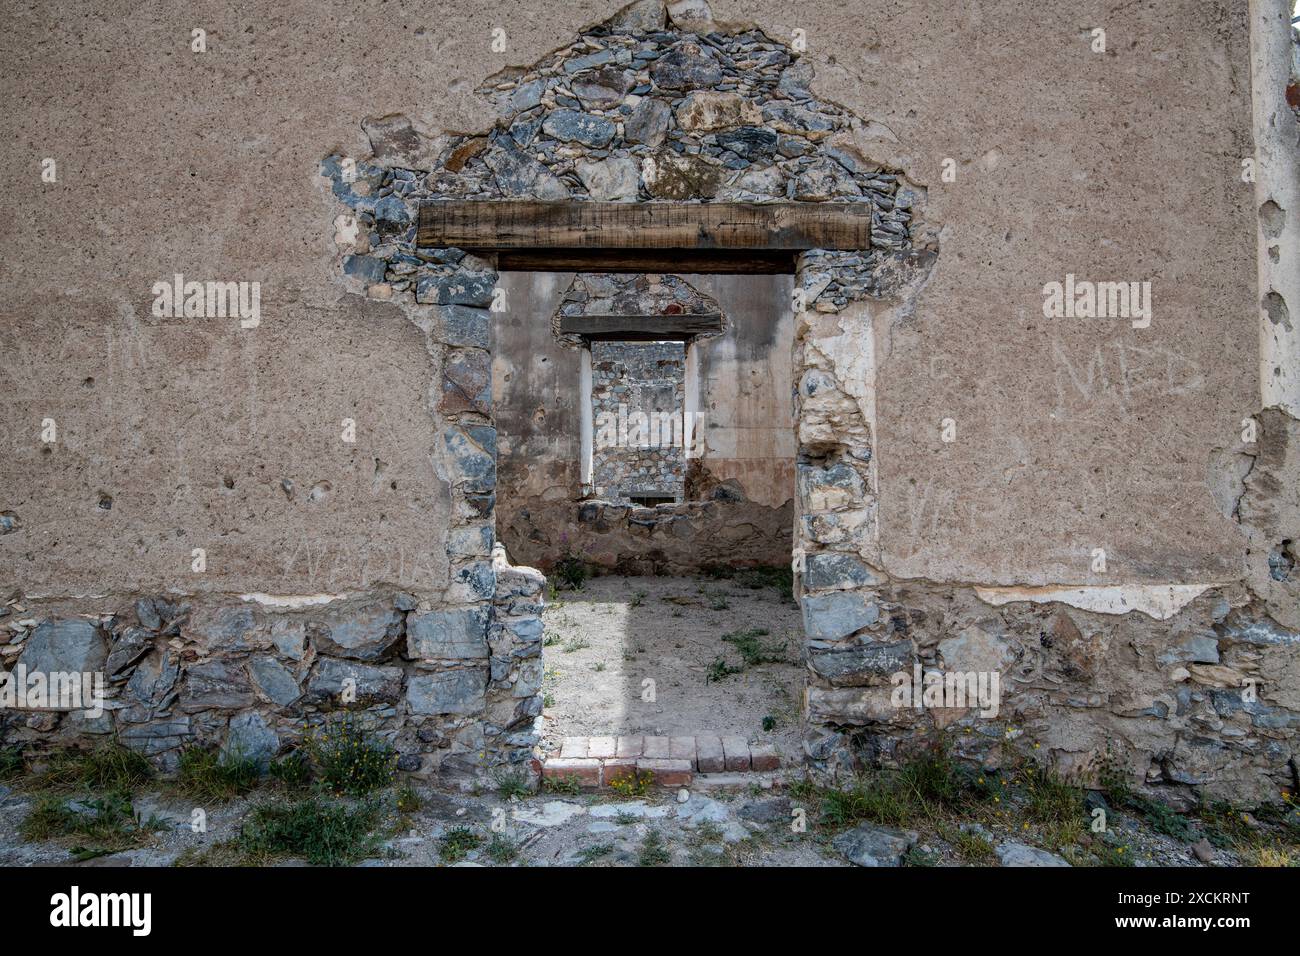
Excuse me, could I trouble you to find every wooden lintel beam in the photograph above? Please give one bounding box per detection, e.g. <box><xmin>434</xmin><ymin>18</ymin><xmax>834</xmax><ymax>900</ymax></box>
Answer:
<box><xmin>559</xmin><ymin>313</ymin><xmax>724</xmax><ymax>339</ymax></box>
<box><xmin>496</xmin><ymin>248</ymin><xmax>795</xmax><ymax>274</ymax></box>
<box><xmin>417</xmin><ymin>201</ymin><xmax>871</xmax><ymax>253</ymax></box>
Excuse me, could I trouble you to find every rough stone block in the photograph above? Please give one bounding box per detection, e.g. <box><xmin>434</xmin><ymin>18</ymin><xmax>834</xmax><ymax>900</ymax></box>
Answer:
<box><xmin>804</xmin><ymin>553</ymin><xmax>882</xmax><ymax>592</ymax></box>
<box><xmin>440</xmin><ymin>348</ymin><xmax>492</xmax><ymax>416</ymax></box>
<box><xmin>643</xmin><ymin>735</ymin><xmax>671</xmax><ymax>758</ymax></box>
<box><xmin>807</xmin><ymin>639</ymin><xmax>913</xmax><ymax>686</ymax></box>
<box><xmin>342</xmin><ymin>254</ymin><xmax>386</xmax><ymax>284</ymax></box>
<box><xmin>797</xmin><ymin>460</ymin><xmax>866</xmax><ymax>512</ymax></box>
<box><xmin>247</xmin><ymin>656</ymin><xmax>302</xmax><ymax>707</ymax></box>
<box><xmin>309</xmin><ymin>604</ymin><xmax>404</xmax><ymax>661</ymax></box>
<box><xmin>185</xmin><ymin>606</ymin><xmax>258</xmax><ymax>653</ymax></box>
<box><xmin>576</xmin><ymin>156</ymin><xmax>639</xmax><ymax>201</ymax></box>
<box><xmin>437</xmin><ymin>305</ymin><xmax>490</xmax><ymax>349</ymax></box>
<box><xmin>802</xmin><ymin>591</ymin><xmax>881</xmax><ymax>641</ymax></box>
<box><xmin>407</xmin><ymin>607</ymin><xmax>490</xmax><ymax>660</ymax></box>
<box><xmin>806</xmin><ymin>686</ymin><xmax>905</xmax><ymax>725</ymax></box>
<box><xmin>18</xmin><ymin>619</ymin><xmax>107</xmax><ymax>679</ymax></box>
<box><xmin>443</xmin><ymin>425</ymin><xmax>497</xmax><ymax>493</ymax></box>
<box><xmin>674</xmin><ymin>91</ymin><xmax>762</xmax><ymax>131</ymax></box>
<box><xmin>542</xmin><ymin>109</ymin><xmax>616</xmax><ymax>148</ymax></box>
<box><xmin>650</xmin><ymin>42</ymin><xmax>722</xmax><ymax>90</ymax></box>
<box><xmin>222</xmin><ymin>712</ymin><xmax>279</xmax><ymax>771</ymax></box>
<box><xmin>624</xmin><ymin>98</ymin><xmax>671</xmax><ymax>147</ymax></box>
<box><xmin>307</xmin><ymin>658</ymin><xmax>403</xmax><ymax>705</ymax></box>
<box><xmin>123</xmin><ymin>649</ymin><xmax>179</xmax><ymax>714</ymax></box>
<box><xmin>270</xmin><ymin>619</ymin><xmax>308</xmax><ymax>660</ymax></box>
<box><xmin>105</xmin><ymin>625</ymin><xmax>152</xmax><ymax>676</ymax></box>
<box><xmin>416</xmin><ymin>271</ymin><xmax>497</xmax><ymax>307</ymax></box>
<box><xmin>406</xmin><ymin>668</ymin><xmax>487</xmax><ymax>716</ymax></box>
<box><xmin>179</xmin><ymin>660</ymin><xmax>254</xmax><ymax>712</ymax></box>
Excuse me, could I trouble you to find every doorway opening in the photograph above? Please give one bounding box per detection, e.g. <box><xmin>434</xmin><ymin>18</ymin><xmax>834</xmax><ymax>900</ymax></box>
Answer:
<box><xmin>492</xmin><ymin>270</ymin><xmax>802</xmax><ymax>779</ymax></box>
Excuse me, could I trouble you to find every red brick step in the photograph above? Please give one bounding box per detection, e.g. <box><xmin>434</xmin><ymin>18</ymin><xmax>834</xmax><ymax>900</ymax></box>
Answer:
<box><xmin>542</xmin><ymin>734</ymin><xmax>781</xmax><ymax>789</ymax></box>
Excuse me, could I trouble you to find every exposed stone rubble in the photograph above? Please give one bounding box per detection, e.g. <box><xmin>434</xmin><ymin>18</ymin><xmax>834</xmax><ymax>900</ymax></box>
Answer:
<box><xmin>499</xmin><ymin>493</ymin><xmax>793</xmax><ymax>574</ymax></box>
<box><xmin>4</xmin><ymin>0</ymin><xmax>1294</xmax><ymax>806</ymax></box>
<box><xmin>310</xmin><ymin>0</ymin><xmax>928</xmax><ymax>779</ymax></box>
<box><xmin>590</xmin><ymin>340</ymin><xmax>687</xmax><ymax>502</ymax></box>
<box><xmin>319</xmin><ymin>0</ymin><xmax>923</xmax><ymax>314</ymax></box>
<box><xmin>0</xmin><ymin>563</ymin><xmax>546</xmax><ymax>783</ymax></box>
<box><xmin>552</xmin><ymin>272</ymin><xmax>723</xmax><ymax>347</ymax></box>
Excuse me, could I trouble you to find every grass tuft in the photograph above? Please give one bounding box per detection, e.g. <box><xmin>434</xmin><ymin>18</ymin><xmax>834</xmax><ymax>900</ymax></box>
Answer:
<box><xmin>721</xmin><ymin>627</ymin><xmax>788</xmax><ymax>666</ymax></box>
<box><xmin>306</xmin><ymin>715</ymin><xmax>395</xmax><ymax>797</ymax></box>
<box><xmin>0</xmin><ymin>745</ymin><xmax>24</xmax><ymax>781</ymax></box>
<box><xmin>268</xmin><ymin>751</ymin><xmax>312</xmax><ymax>790</ymax></box>
<box><xmin>21</xmin><ymin>791</ymin><xmax>163</xmax><ymax>859</ymax></box>
<box><xmin>438</xmin><ymin>826</ymin><xmax>483</xmax><ymax>863</ymax></box>
<box><xmin>175</xmin><ymin>746</ymin><xmax>261</xmax><ymax>803</ymax></box>
<box><xmin>638</xmin><ymin>828</ymin><xmax>671</xmax><ymax>866</ymax></box>
<box><xmin>233</xmin><ymin>797</ymin><xmax>383</xmax><ymax>866</ymax></box>
<box><xmin>495</xmin><ymin>768</ymin><xmax>533</xmax><ymax>800</ymax></box>
<box><xmin>39</xmin><ymin>743</ymin><xmax>153</xmax><ymax>794</ymax></box>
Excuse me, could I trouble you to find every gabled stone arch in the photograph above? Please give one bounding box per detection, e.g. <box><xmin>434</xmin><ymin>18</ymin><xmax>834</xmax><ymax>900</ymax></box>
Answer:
<box><xmin>322</xmin><ymin>0</ymin><xmax>940</xmax><ymax>778</ymax></box>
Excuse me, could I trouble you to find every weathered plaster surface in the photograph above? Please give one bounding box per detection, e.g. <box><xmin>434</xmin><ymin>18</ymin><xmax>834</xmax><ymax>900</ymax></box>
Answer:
<box><xmin>0</xmin><ymin>1</ymin><xmax>1294</xmax><ymax>799</ymax></box>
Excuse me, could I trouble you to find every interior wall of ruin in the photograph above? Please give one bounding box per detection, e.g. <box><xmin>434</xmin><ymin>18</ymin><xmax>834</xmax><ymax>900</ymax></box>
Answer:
<box><xmin>492</xmin><ymin>271</ymin><xmax>795</xmax><ymax>572</ymax></box>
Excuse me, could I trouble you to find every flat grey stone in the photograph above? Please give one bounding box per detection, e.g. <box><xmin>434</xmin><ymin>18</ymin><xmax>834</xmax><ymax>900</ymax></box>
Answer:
<box><xmin>179</xmin><ymin>659</ymin><xmax>253</xmax><ymax>712</ymax></box>
<box><xmin>407</xmin><ymin>668</ymin><xmax>487</xmax><ymax>716</ymax></box>
<box><xmin>833</xmin><ymin>823</ymin><xmax>918</xmax><ymax>867</ymax></box>
<box><xmin>407</xmin><ymin>607</ymin><xmax>490</xmax><ymax>660</ymax></box>
<box><xmin>808</xmin><ymin>640</ymin><xmax>913</xmax><ymax>686</ymax></box>
<box><xmin>996</xmin><ymin>842</ymin><xmax>1071</xmax><ymax>867</ymax></box>
<box><xmin>247</xmin><ymin>656</ymin><xmax>302</xmax><ymax>707</ymax></box>
<box><xmin>802</xmin><ymin>591</ymin><xmax>881</xmax><ymax>641</ymax></box>
<box><xmin>804</xmin><ymin>553</ymin><xmax>881</xmax><ymax>592</ymax></box>
<box><xmin>309</xmin><ymin>604</ymin><xmax>403</xmax><ymax>662</ymax></box>
<box><xmin>18</xmin><ymin>619</ymin><xmax>107</xmax><ymax>678</ymax></box>
<box><xmin>307</xmin><ymin>658</ymin><xmax>403</xmax><ymax>704</ymax></box>
<box><xmin>624</xmin><ymin>98</ymin><xmax>671</xmax><ymax>146</ymax></box>
<box><xmin>222</xmin><ymin>712</ymin><xmax>279</xmax><ymax>770</ymax></box>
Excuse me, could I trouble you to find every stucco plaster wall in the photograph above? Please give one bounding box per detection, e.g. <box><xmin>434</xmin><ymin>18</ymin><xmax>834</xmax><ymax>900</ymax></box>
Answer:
<box><xmin>0</xmin><ymin>0</ymin><xmax>1260</xmax><ymax>599</ymax></box>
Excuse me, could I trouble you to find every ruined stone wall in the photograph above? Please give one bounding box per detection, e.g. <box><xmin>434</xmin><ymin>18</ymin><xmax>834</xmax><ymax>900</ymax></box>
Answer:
<box><xmin>0</xmin><ymin>0</ymin><xmax>1294</xmax><ymax>800</ymax></box>
<box><xmin>590</xmin><ymin>340</ymin><xmax>687</xmax><ymax>501</ymax></box>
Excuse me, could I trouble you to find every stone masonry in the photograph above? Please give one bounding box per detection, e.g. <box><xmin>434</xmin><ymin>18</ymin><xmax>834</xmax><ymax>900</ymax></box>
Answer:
<box><xmin>590</xmin><ymin>339</ymin><xmax>687</xmax><ymax>502</ymax></box>
<box><xmin>3</xmin><ymin>0</ymin><xmax>1295</xmax><ymax>804</ymax></box>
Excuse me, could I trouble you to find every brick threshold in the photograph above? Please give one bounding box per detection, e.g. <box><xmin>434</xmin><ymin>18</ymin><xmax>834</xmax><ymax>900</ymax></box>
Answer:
<box><xmin>542</xmin><ymin>734</ymin><xmax>780</xmax><ymax>789</ymax></box>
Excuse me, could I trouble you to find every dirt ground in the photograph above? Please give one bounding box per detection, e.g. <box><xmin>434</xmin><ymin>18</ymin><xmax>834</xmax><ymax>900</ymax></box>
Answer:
<box><xmin>538</xmin><ymin>574</ymin><xmax>805</xmax><ymax>761</ymax></box>
<box><xmin>0</xmin><ymin>775</ymin><xmax>1261</xmax><ymax>869</ymax></box>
